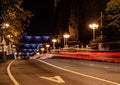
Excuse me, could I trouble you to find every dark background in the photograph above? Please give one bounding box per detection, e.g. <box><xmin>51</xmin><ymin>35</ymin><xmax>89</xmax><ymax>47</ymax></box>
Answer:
<box><xmin>22</xmin><ymin>0</ymin><xmax>110</xmax><ymax>42</ymax></box>
<box><xmin>22</xmin><ymin>0</ymin><xmax>54</xmax><ymax>35</ymax></box>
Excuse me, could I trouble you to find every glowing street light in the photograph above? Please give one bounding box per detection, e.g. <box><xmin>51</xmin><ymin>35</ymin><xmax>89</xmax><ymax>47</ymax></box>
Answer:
<box><xmin>89</xmin><ymin>23</ymin><xmax>99</xmax><ymax>41</ymax></box>
<box><xmin>2</xmin><ymin>23</ymin><xmax>10</xmax><ymax>28</ymax></box>
<box><xmin>46</xmin><ymin>44</ymin><xmax>50</xmax><ymax>53</ymax></box>
<box><xmin>52</xmin><ymin>39</ymin><xmax>57</xmax><ymax>49</ymax></box>
<box><xmin>36</xmin><ymin>52</ymin><xmax>40</xmax><ymax>55</ymax></box>
<box><xmin>41</xmin><ymin>48</ymin><xmax>45</xmax><ymax>54</ymax></box>
<box><xmin>63</xmin><ymin>34</ymin><xmax>70</xmax><ymax>48</ymax></box>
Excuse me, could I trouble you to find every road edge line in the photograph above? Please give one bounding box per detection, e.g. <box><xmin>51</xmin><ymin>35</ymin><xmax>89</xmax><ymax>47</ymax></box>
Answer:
<box><xmin>7</xmin><ymin>60</ymin><xmax>20</xmax><ymax>85</ymax></box>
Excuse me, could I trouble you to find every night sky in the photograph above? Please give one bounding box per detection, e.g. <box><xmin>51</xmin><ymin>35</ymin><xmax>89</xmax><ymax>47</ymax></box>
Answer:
<box><xmin>22</xmin><ymin>0</ymin><xmax>110</xmax><ymax>42</ymax></box>
<box><xmin>22</xmin><ymin>0</ymin><xmax>54</xmax><ymax>36</ymax></box>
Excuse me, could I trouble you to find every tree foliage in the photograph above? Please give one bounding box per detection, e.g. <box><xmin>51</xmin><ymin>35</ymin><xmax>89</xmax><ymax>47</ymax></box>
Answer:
<box><xmin>68</xmin><ymin>0</ymin><xmax>79</xmax><ymax>41</ymax></box>
<box><xmin>103</xmin><ymin>0</ymin><xmax>120</xmax><ymax>42</ymax></box>
<box><xmin>105</xmin><ymin>0</ymin><xmax>120</xmax><ymax>14</ymax></box>
<box><xmin>0</xmin><ymin>0</ymin><xmax>33</xmax><ymax>46</ymax></box>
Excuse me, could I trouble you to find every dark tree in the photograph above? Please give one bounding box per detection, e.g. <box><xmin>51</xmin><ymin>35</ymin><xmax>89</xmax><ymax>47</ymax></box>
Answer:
<box><xmin>0</xmin><ymin>0</ymin><xmax>32</xmax><ymax>46</ymax></box>
<box><xmin>68</xmin><ymin>0</ymin><xmax>79</xmax><ymax>41</ymax></box>
<box><xmin>103</xmin><ymin>0</ymin><xmax>120</xmax><ymax>42</ymax></box>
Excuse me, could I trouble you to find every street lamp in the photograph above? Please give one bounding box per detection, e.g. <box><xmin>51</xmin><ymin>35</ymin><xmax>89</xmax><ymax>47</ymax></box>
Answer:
<box><xmin>45</xmin><ymin>44</ymin><xmax>50</xmax><ymax>53</ymax></box>
<box><xmin>41</xmin><ymin>48</ymin><xmax>45</xmax><ymax>54</ymax></box>
<box><xmin>36</xmin><ymin>52</ymin><xmax>40</xmax><ymax>55</ymax></box>
<box><xmin>4</xmin><ymin>23</ymin><xmax>9</xmax><ymax>27</ymax></box>
<box><xmin>52</xmin><ymin>39</ymin><xmax>57</xmax><ymax>49</ymax></box>
<box><xmin>7</xmin><ymin>35</ymin><xmax>13</xmax><ymax>56</ymax></box>
<box><xmin>89</xmin><ymin>23</ymin><xmax>99</xmax><ymax>41</ymax></box>
<box><xmin>1</xmin><ymin>23</ymin><xmax>10</xmax><ymax>62</ymax></box>
<box><xmin>63</xmin><ymin>34</ymin><xmax>70</xmax><ymax>48</ymax></box>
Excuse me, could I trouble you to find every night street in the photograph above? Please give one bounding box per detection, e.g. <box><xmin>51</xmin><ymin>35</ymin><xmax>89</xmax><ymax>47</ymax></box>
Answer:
<box><xmin>0</xmin><ymin>0</ymin><xmax>120</xmax><ymax>85</ymax></box>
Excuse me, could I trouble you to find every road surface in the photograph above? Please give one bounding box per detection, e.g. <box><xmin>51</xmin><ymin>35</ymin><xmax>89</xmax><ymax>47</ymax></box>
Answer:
<box><xmin>9</xmin><ymin>58</ymin><xmax>120</xmax><ymax>85</ymax></box>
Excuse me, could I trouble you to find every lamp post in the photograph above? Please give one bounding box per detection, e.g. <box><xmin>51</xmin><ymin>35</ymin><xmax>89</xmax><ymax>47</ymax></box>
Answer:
<box><xmin>7</xmin><ymin>35</ymin><xmax>13</xmax><ymax>56</ymax></box>
<box><xmin>41</xmin><ymin>48</ymin><xmax>45</xmax><ymax>54</ymax></box>
<box><xmin>52</xmin><ymin>39</ymin><xmax>57</xmax><ymax>49</ymax></box>
<box><xmin>46</xmin><ymin>44</ymin><xmax>50</xmax><ymax>53</ymax></box>
<box><xmin>63</xmin><ymin>34</ymin><xmax>70</xmax><ymax>48</ymax></box>
<box><xmin>89</xmin><ymin>23</ymin><xmax>99</xmax><ymax>41</ymax></box>
<box><xmin>1</xmin><ymin>23</ymin><xmax>10</xmax><ymax>62</ymax></box>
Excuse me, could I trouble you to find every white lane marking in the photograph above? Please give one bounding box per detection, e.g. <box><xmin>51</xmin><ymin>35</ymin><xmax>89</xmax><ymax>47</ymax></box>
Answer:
<box><xmin>40</xmin><ymin>76</ymin><xmax>65</xmax><ymax>83</ymax></box>
<box><xmin>36</xmin><ymin>59</ymin><xmax>120</xmax><ymax>85</ymax></box>
<box><xmin>7</xmin><ymin>60</ymin><xmax>20</xmax><ymax>85</ymax></box>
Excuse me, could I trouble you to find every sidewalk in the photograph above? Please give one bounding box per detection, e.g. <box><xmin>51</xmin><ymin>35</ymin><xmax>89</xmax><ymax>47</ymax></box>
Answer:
<box><xmin>0</xmin><ymin>59</ymin><xmax>14</xmax><ymax>85</ymax></box>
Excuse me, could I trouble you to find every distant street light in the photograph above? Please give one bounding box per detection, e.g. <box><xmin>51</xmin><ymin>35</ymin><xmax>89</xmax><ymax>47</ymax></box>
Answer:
<box><xmin>52</xmin><ymin>39</ymin><xmax>57</xmax><ymax>49</ymax></box>
<box><xmin>46</xmin><ymin>44</ymin><xmax>50</xmax><ymax>53</ymax></box>
<box><xmin>63</xmin><ymin>34</ymin><xmax>70</xmax><ymax>48</ymax></box>
<box><xmin>36</xmin><ymin>52</ymin><xmax>40</xmax><ymax>55</ymax></box>
<box><xmin>89</xmin><ymin>23</ymin><xmax>99</xmax><ymax>41</ymax></box>
<box><xmin>41</xmin><ymin>48</ymin><xmax>45</xmax><ymax>54</ymax></box>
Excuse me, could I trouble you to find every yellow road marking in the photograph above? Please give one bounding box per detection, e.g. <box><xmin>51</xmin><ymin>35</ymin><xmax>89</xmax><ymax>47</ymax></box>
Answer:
<box><xmin>36</xmin><ymin>59</ymin><xmax>120</xmax><ymax>85</ymax></box>
<box><xmin>40</xmin><ymin>76</ymin><xmax>65</xmax><ymax>83</ymax></box>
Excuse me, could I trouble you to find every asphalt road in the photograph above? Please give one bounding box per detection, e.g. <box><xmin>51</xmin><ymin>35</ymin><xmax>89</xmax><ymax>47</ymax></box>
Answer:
<box><xmin>0</xmin><ymin>60</ymin><xmax>13</xmax><ymax>85</ymax></box>
<box><xmin>9</xmin><ymin>58</ymin><xmax>120</xmax><ymax>85</ymax></box>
